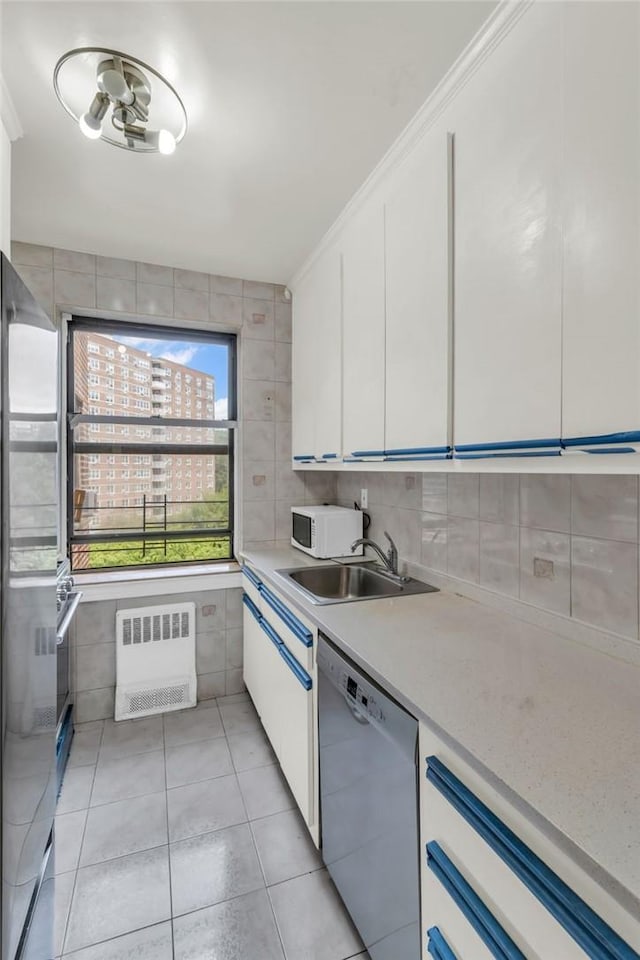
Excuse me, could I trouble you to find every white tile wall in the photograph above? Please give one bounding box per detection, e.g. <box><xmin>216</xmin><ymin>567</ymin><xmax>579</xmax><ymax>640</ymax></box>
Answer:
<box><xmin>338</xmin><ymin>471</ymin><xmax>640</xmax><ymax>645</ymax></box>
<box><xmin>11</xmin><ymin>241</ymin><xmax>325</xmax><ymax>720</ymax></box>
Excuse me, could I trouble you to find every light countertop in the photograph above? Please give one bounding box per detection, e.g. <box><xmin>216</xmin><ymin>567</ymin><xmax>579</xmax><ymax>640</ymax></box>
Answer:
<box><xmin>241</xmin><ymin>546</ymin><xmax>640</xmax><ymax>913</ymax></box>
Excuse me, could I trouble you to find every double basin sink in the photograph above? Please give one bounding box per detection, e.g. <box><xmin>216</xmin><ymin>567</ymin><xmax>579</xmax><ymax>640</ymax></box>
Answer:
<box><xmin>277</xmin><ymin>561</ymin><xmax>438</xmax><ymax>605</ymax></box>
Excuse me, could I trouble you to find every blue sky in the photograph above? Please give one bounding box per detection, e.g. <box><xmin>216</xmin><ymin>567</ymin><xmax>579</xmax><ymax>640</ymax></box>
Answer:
<box><xmin>114</xmin><ymin>335</ymin><xmax>229</xmax><ymax>417</ymax></box>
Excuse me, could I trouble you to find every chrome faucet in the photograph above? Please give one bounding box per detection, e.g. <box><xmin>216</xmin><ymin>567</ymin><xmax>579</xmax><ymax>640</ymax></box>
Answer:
<box><xmin>350</xmin><ymin>531</ymin><xmax>407</xmax><ymax>581</ymax></box>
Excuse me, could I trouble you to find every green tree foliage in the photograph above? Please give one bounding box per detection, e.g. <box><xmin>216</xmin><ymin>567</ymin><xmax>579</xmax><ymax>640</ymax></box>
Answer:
<box><xmin>86</xmin><ymin>486</ymin><xmax>231</xmax><ymax>568</ymax></box>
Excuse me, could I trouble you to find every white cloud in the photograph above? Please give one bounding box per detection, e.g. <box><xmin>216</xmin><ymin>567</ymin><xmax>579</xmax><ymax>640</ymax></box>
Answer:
<box><xmin>160</xmin><ymin>346</ymin><xmax>200</xmax><ymax>366</ymax></box>
<box><xmin>215</xmin><ymin>398</ymin><xmax>228</xmax><ymax>420</ymax></box>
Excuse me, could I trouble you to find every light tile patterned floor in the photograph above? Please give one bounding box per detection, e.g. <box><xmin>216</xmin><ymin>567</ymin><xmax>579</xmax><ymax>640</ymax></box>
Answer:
<box><xmin>46</xmin><ymin>694</ymin><xmax>369</xmax><ymax>959</ymax></box>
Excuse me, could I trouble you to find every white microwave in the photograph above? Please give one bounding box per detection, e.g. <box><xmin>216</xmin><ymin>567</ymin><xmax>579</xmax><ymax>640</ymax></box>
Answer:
<box><xmin>291</xmin><ymin>505</ymin><xmax>364</xmax><ymax>559</ymax></box>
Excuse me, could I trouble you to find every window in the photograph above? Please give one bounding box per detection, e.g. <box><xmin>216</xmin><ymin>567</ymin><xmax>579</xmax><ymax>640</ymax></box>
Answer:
<box><xmin>67</xmin><ymin>318</ymin><xmax>236</xmax><ymax>571</ymax></box>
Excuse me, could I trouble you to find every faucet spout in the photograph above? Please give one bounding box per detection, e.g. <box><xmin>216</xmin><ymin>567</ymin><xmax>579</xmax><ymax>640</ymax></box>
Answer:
<box><xmin>350</xmin><ymin>532</ymin><xmax>406</xmax><ymax>580</ymax></box>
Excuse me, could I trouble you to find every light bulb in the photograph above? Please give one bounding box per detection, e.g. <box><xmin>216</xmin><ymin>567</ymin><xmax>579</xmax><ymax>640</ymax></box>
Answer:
<box><xmin>157</xmin><ymin>129</ymin><xmax>176</xmax><ymax>155</ymax></box>
<box><xmin>79</xmin><ymin>111</ymin><xmax>103</xmax><ymax>140</ymax></box>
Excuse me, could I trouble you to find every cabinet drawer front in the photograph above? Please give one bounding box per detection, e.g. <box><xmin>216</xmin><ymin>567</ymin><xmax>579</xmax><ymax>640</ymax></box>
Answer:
<box><xmin>427</xmin><ymin>842</ymin><xmax>526</xmax><ymax>960</ymax></box>
<box><xmin>259</xmin><ymin>583</ymin><xmax>314</xmax><ymax>670</ymax></box>
<box><xmin>427</xmin><ymin>926</ymin><xmax>459</xmax><ymax>960</ymax></box>
<box><xmin>242</xmin><ymin>565</ymin><xmax>263</xmax><ymax>609</ymax></box>
<box><xmin>427</xmin><ymin>757</ymin><xmax>640</xmax><ymax>960</ymax></box>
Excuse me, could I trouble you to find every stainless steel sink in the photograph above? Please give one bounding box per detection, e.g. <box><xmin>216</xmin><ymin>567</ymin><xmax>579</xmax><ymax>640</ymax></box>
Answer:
<box><xmin>276</xmin><ymin>562</ymin><xmax>438</xmax><ymax>605</ymax></box>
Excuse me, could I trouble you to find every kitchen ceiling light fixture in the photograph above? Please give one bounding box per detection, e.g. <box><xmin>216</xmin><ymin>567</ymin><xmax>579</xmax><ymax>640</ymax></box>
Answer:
<box><xmin>53</xmin><ymin>48</ymin><xmax>187</xmax><ymax>154</ymax></box>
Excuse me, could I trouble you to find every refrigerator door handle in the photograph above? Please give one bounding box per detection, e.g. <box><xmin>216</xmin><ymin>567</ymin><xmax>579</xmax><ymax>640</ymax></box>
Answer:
<box><xmin>56</xmin><ymin>592</ymin><xmax>83</xmax><ymax>645</ymax></box>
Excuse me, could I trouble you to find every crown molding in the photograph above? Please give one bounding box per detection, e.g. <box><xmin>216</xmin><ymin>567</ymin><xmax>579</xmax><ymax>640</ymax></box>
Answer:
<box><xmin>0</xmin><ymin>74</ymin><xmax>23</xmax><ymax>142</ymax></box>
<box><xmin>289</xmin><ymin>0</ymin><xmax>533</xmax><ymax>290</ymax></box>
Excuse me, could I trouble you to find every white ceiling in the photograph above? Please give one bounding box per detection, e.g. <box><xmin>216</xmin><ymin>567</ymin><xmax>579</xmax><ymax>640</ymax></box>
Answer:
<box><xmin>3</xmin><ymin>1</ymin><xmax>494</xmax><ymax>283</ymax></box>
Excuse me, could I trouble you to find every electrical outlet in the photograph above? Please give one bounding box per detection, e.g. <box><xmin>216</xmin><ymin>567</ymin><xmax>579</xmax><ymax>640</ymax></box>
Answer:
<box><xmin>360</xmin><ymin>488</ymin><xmax>368</xmax><ymax>509</ymax></box>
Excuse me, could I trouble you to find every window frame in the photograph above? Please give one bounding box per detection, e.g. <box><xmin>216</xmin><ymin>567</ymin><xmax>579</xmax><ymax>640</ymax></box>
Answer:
<box><xmin>67</xmin><ymin>315</ymin><xmax>237</xmax><ymax>572</ymax></box>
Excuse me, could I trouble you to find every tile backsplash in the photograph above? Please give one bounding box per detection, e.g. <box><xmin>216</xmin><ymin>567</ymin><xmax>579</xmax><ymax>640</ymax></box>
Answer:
<box><xmin>336</xmin><ymin>472</ymin><xmax>640</xmax><ymax>645</ymax></box>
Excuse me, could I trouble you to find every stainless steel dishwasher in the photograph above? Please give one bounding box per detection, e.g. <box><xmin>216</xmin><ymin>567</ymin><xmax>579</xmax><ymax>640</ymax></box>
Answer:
<box><xmin>317</xmin><ymin>633</ymin><xmax>420</xmax><ymax>960</ymax></box>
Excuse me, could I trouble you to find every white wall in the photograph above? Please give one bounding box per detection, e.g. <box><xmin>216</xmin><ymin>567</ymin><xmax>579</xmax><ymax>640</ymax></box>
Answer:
<box><xmin>0</xmin><ymin>119</ymin><xmax>11</xmax><ymax>255</ymax></box>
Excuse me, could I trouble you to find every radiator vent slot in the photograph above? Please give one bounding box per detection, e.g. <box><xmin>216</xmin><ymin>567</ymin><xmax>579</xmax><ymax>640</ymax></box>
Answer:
<box><xmin>115</xmin><ymin>602</ymin><xmax>196</xmax><ymax>722</ymax></box>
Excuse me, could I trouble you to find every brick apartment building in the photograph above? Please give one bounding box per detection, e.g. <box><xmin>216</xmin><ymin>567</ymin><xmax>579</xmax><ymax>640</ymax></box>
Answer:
<box><xmin>73</xmin><ymin>331</ymin><xmax>216</xmax><ymax>545</ymax></box>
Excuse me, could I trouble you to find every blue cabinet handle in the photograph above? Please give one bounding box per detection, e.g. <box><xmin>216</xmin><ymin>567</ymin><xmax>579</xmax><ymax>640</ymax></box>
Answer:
<box><xmin>242</xmin><ymin>565</ymin><xmax>262</xmax><ymax>590</ymax></box>
<box><xmin>278</xmin><ymin>643</ymin><xmax>313</xmax><ymax>691</ymax></box>
<box><xmin>242</xmin><ymin>593</ymin><xmax>261</xmax><ymax>623</ymax></box>
<box><xmin>427</xmin><ymin>926</ymin><xmax>459</xmax><ymax>960</ymax></box>
<box><xmin>427</xmin><ymin>842</ymin><xmax>526</xmax><ymax>960</ymax></box>
<box><xmin>259</xmin><ymin>616</ymin><xmax>283</xmax><ymax>651</ymax></box>
<box><xmin>254</xmin><ymin>605</ymin><xmax>312</xmax><ymax>690</ymax></box>
<box><xmin>426</xmin><ymin>757</ymin><xmax>640</xmax><ymax>960</ymax></box>
<box><xmin>259</xmin><ymin>584</ymin><xmax>313</xmax><ymax>648</ymax></box>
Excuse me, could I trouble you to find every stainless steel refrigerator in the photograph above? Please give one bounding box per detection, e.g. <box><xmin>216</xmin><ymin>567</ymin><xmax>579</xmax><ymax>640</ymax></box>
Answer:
<box><xmin>1</xmin><ymin>254</ymin><xmax>59</xmax><ymax>960</ymax></box>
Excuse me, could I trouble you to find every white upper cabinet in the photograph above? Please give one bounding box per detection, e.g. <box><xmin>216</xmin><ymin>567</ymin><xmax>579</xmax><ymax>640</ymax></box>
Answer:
<box><xmin>452</xmin><ymin>2</ymin><xmax>563</xmax><ymax>454</ymax></box>
<box><xmin>313</xmin><ymin>246</ymin><xmax>342</xmax><ymax>460</ymax></box>
<box><xmin>341</xmin><ymin>195</ymin><xmax>386</xmax><ymax>458</ymax></box>
<box><xmin>561</xmin><ymin>1</ymin><xmax>640</xmax><ymax>448</ymax></box>
<box><xmin>291</xmin><ymin>263</ymin><xmax>318</xmax><ymax>462</ymax></box>
<box><xmin>384</xmin><ymin>126</ymin><xmax>451</xmax><ymax>456</ymax></box>
<box><xmin>291</xmin><ymin>244</ymin><xmax>342</xmax><ymax>462</ymax></box>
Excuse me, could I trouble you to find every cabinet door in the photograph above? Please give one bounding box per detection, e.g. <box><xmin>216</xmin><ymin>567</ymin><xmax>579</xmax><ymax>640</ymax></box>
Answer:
<box><xmin>276</xmin><ymin>648</ymin><xmax>314</xmax><ymax>823</ymax></box>
<box><xmin>242</xmin><ymin>597</ymin><xmax>266</xmax><ymax>715</ymax></box>
<box><xmin>385</xmin><ymin>127</ymin><xmax>450</xmax><ymax>456</ymax></box>
<box><xmin>292</xmin><ymin>267</ymin><xmax>319</xmax><ymax>462</ymax></box>
<box><xmin>291</xmin><ymin>246</ymin><xmax>342</xmax><ymax>462</ymax></box>
<box><xmin>242</xmin><ymin>600</ymin><xmax>280</xmax><ymax>739</ymax></box>
<box><xmin>312</xmin><ymin>246</ymin><xmax>342</xmax><ymax>461</ymax></box>
<box><xmin>452</xmin><ymin>2</ymin><xmax>563</xmax><ymax>454</ymax></box>
<box><xmin>562</xmin><ymin>2</ymin><xmax>640</xmax><ymax>448</ymax></box>
<box><xmin>342</xmin><ymin>196</ymin><xmax>386</xmax><ymax>458</ymax></box>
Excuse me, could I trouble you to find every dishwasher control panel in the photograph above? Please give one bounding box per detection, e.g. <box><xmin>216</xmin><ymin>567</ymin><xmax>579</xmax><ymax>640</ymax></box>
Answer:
<box><xmin>343</xmin><ymin>672</ymin><xmax>385</xmax><ymax>723</ymax></box>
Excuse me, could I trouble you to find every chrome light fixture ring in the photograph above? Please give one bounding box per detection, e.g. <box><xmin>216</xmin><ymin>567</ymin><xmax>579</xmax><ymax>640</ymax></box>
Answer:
<box><xmin>53</xmin><ymin>46</ymin><xmax>188</xmax><ymax>153</ymax></box>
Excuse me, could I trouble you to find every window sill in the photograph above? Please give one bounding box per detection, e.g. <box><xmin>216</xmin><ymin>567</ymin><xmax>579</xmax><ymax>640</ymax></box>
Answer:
<box><xmin>75</xmin><ymin>561</ymin><xmax>242</xmax><ymax>603</ymax></box>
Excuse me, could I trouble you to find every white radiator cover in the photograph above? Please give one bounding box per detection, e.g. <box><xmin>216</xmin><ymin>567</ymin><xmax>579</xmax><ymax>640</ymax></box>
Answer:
<box><xmin>115</xmin><ymin>602</ymin><xmax>197</xmax><ymax>721</ymax></box>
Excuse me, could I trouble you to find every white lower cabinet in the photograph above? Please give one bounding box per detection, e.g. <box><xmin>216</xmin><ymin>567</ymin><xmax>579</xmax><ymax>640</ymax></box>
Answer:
<box><xmin>420</xmin><ymin>724</ymin><xmax>640</xmax><ymax>960</ymax></box>
<box><xmin>241</xmin><ymin>567</ymin><xmax>319</xmax><ymax>841</ymax></box>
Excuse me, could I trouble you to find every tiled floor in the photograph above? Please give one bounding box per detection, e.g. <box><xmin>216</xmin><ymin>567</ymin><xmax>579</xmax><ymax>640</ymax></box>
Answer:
<box><xmin>48</xmin><ymin>694</ymin><xmax>369</xmax><ymax>960</ymax></box>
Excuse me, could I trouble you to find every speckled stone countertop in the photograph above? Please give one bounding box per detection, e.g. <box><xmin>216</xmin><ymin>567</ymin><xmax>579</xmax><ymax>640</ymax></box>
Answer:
<box><xmin>241</xmin><ymin>546</ymin><xmax>640</xmax><ymax>913</ymax></box>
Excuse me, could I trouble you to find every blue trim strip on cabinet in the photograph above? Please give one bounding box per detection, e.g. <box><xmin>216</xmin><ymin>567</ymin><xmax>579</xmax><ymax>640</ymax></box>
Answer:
<box><xmin>563</xmin><ymin>431</ymin><xmax>640</xmax><ymax>447</ymax></box>
<box><xmin>455</xmin><ymin>451</ymin><xmax>561</xmax><ymax>460</ymax></box>
<box><xmin>583</xmin><ymin>447</ymin><xmax>636</xmax><ymax>455</ymax></box>
<box><xmin>385</xmin><ymin>446</ymin><xmax>451</xmax><ymax>456</ymax></box>
<box><xmin>258</xmin><ymin>617</ymin><xmax>283</xmax><ymax>650</ymax></box>
<box><xmin>427</xmin><ymin>842</ymin><xmax>526</xmax><ymax>960</ymax></box>
<box><xmin>427</xmin><ymin>926</ymin><xmax>459</xmax><ymax>960</ymax></box>
<box><xmin>385</xmin><ymin>454</ymin><xmax>451</xmax><ymax>462</ymax></box>
<box><xmin>242</xmin><ymin>566</ymin><xmax>262</xmax><ymax>590</ymax></box>
<box><xmin>350</xmin><ymin>449</ymin><xmax>386</xmax><ymax>458</ymax></box>
<box><xmin>242</xmin><ymin>592</ymin><xmax>262</xmax><ymax>623</ymax></box>
<box><xmin>454</xmin><ymin>438</ymin><xmax>561</xmax><ymax>452</ymax></box>
<box><xmin>278</xmin><ymin>643</ymin><xmax>313</xmax><ymax>690</ymax></box>
<box><xmin>293</xmin><ymin>454</ymin><xmax>316</xmax><ymax>461</ymax></box>
<box><xmin>321</xmin><ymin>453</ymin><xmax>338</xmax><ymax>459</ymax></box>
<box><xmin>259</xmin><ymin>584</ymin><xmax>314</xmax><ymax>648</ymax></box>
<box><xmin>426</xmin><ymin>757</ymin><xmax>640</xmax><ymax>960</ymax></box>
